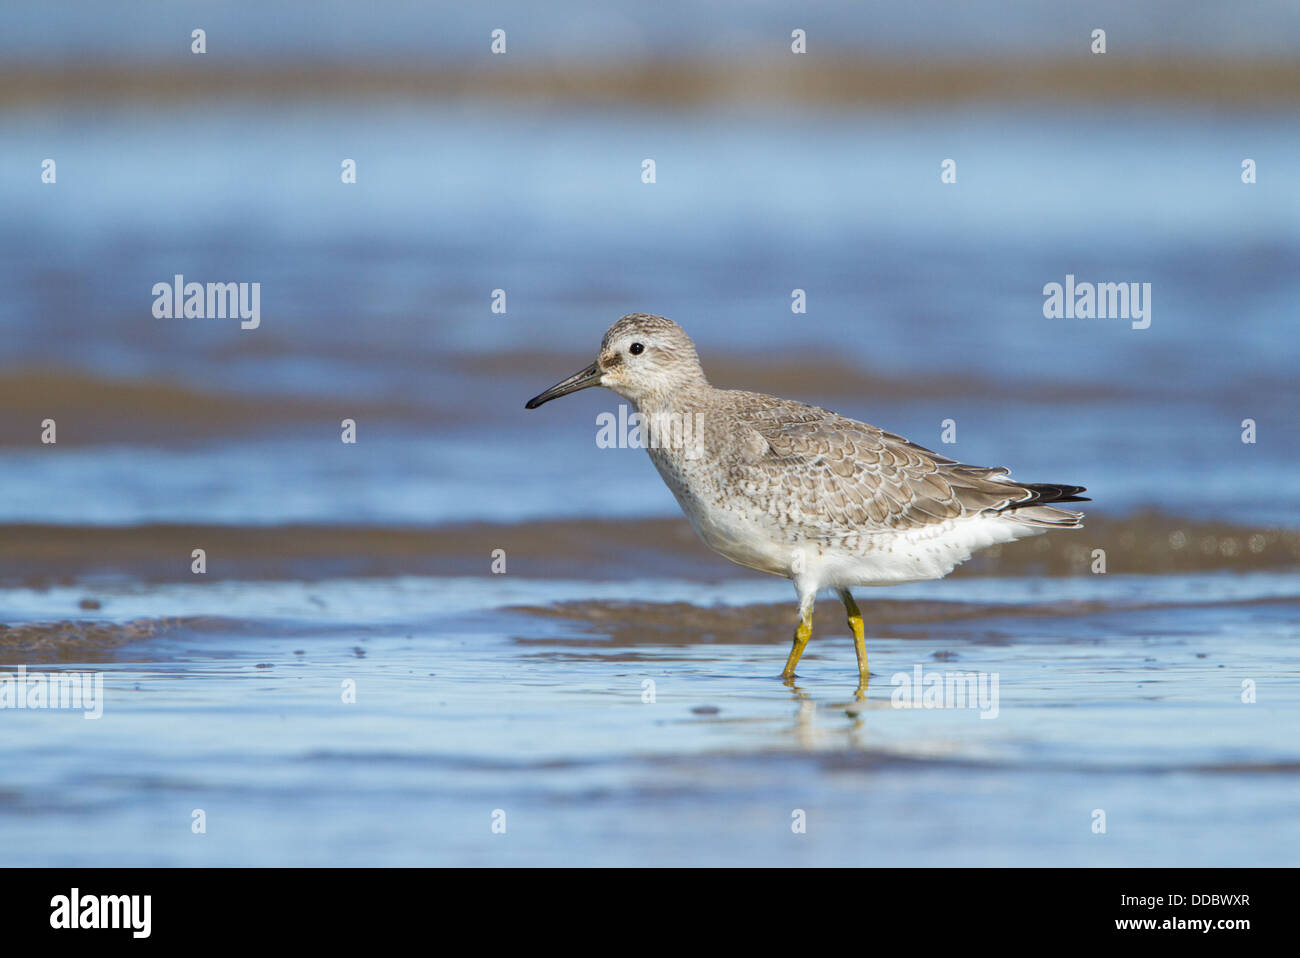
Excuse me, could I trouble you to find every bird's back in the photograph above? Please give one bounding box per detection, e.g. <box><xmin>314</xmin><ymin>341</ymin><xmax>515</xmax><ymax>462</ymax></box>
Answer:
<box><xmin>646</xmin><ymin>386</ymin><xmax>1085</xmax><ymax>583</ymax></box>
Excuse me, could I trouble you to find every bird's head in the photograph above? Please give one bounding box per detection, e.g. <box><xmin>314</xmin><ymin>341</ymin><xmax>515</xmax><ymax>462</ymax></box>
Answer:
<box><xmin>525</xmin><ymin>313</ymin><xmax>707</xmax><ymax>409</ymax></box>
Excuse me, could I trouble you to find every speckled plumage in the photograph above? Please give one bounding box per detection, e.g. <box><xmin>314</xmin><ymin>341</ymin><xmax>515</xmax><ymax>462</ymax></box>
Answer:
<box><xmin>526</xmin><ymin>313</ymin><xmax>1087</xmax><ymax>685</ymax></box>
<box><xmin>642</xmin><ymin>384</ymin><xmax>1085</xmax><ymax>581</ymax></box>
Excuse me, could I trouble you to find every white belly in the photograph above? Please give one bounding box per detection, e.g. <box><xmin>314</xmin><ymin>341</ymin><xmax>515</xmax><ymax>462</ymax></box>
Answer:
<box><xmin>813</xmin><ymin>515</ymin><xmax>1046</xmax><ymax>588</ymax></box>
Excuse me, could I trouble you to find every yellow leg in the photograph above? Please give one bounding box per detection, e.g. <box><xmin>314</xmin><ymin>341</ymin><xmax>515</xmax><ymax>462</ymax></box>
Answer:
<box><xmin>782</xmin><ymin>603</ymin><xmax>814</xmax><ymax>679</ymax></box>
<box><xmin>839</xmin><ymin>589</ymin><xmax>869</xmax><ymax>696</ymax></box>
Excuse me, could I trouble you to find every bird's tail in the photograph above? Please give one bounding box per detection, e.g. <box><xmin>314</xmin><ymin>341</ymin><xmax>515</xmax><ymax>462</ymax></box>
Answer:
<box><xmin>997</xmin><ymin>482</ymin><xmax>1088</xmax><ymax>528</ymax></box>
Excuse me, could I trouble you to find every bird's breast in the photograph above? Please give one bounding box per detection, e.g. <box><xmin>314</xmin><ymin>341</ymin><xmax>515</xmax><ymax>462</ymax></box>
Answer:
<box><xmin>644</xmin><ymin>443</ymin><xmax>793</xmax><ymax>578</ymax></box>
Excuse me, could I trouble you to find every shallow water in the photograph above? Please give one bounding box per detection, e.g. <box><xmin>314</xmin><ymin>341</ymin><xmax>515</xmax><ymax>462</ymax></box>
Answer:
<box><xmin>2</xmin><ymin>73</ymin><xmax>1298</xmax><ymax>865</ymax></box>
<box><xmin>2</xmin><ymin>569</ymin><xmax>1297</xmax><ymax>866</ymax></box>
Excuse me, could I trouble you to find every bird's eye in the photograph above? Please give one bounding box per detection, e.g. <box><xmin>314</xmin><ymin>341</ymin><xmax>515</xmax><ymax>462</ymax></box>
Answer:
<box><xmin>629</xmin><ymin>342</ymin><xmax>644</xmax><ymax>355</ymax></box>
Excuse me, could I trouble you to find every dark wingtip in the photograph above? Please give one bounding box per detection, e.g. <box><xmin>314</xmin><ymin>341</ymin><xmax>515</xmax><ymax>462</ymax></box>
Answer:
<box><xmin>1053</xmin><ymin>484</ymin><xmax>1090</xmax><ymax>504</ymax></box>
<box><xmin>1026</xmin><ymin>483</ymin><xmax>1090</xmax><ymax>505</ymax></box>
<box><xmin>998</xmin><ymin>482</ymin><xmax>1090</xmax><ymax>514</ymax></box>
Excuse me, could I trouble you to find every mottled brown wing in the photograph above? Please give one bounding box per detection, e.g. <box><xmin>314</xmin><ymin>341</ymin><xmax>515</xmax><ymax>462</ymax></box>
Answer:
<box><xmin>727</xmin><ymin>396</ymin><xmax>1029</xmax><ymax>537</ymax></box>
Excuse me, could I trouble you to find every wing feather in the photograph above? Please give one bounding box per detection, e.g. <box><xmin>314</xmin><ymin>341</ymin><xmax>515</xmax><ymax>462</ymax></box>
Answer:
<box><xmin>720</xmin><ymin>392</ymin><xmax>1082</xmax><ymax>539</ymax></box>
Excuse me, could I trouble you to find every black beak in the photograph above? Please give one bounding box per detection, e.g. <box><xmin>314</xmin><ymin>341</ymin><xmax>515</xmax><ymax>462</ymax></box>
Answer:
<box><xmin>524</xmin><ymin>361</ymin><xmax>603</xmax><ymax>409</ymax></box>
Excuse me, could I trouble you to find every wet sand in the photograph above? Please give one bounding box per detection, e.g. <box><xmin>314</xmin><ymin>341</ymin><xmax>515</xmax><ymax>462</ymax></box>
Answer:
<box><xmin>1</xmin><ymin>564</ymin><xmax>1297</xmax><ymax>865</ymax></box>
<box><xmin>6</xmin><ymin>57</ymin><xmax>1300</xmax><ymax>108</ymax></box>
<box><xmin>2</xmin><ymin>511</ymin><xmax>1296</xmax><ymax>589</ymax></box>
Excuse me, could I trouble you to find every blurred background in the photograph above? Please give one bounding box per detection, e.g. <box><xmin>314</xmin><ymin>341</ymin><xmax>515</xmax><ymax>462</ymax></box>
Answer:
<box><xmin>1</xmin><ymin>2</ymin><xmax>1298</xmax><ymax>866</ymax></box>
<box><xmin>2</xmin><ymin>0</ymin><xmax>1298</xmax><ymax>529</ymax></box>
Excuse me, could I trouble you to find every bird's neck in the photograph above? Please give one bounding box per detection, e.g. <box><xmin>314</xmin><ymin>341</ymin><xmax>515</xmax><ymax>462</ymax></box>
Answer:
<box><xmin>628</xmin><ymin>379</ymin><xmax>710</xmax><ymax>416</ymax></box>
